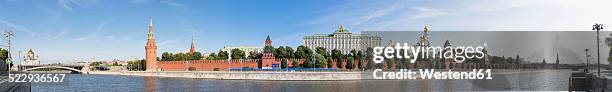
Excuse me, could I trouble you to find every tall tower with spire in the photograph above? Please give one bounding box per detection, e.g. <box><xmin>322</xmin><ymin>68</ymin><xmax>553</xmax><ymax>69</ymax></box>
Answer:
<box><xmin>262</xmin><ymin>35</ymin><xmax>276</xmax><ymax>68</ymax></box>
<box><xmin>145</xmin><ymin>16</ymin><xmax>158</xmax><ymax>71</ymax></box>
<box><xmin>189</xmin><ymin>33</ymin><xmax>196</xmax><ymax>53</ymax></box>
<box><xmin>556</xmin><ymin>52</ymin><xmax>560</xmax><ymax>68</ymax></box>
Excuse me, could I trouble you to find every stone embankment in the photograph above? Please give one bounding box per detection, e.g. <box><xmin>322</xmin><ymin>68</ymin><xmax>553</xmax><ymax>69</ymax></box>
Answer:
<box><xmin>89</xmin><ymin>71</ymin><xmax>362</xmax><ymax>80</ymax></box>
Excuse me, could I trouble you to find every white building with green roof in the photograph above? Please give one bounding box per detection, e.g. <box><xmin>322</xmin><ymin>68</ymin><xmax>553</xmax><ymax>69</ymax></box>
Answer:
<box><xmin>303</xmin><ymin>25</ymin><xmax>381</xmax><ymax>54</ymax></box>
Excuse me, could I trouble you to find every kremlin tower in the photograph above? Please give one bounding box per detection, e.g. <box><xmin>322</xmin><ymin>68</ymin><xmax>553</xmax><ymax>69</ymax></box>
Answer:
<box><xmin>145</xmin><ymin>17</ymin><xmax>158</xmax><ymax>71</ymax></box>
<box><xmin>190</xmin><ymin>33</ymin><xmax>196</xmax><ymax>53</ymax></box>
<box><xmin>261</xmin><ymin>35</ymin><xmax>276</xmax><ymax>68</ymax></box>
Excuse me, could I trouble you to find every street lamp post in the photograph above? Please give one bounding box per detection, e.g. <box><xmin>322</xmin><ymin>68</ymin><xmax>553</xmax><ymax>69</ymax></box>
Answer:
<box><xmin>592</xmin><ymin>23</ymin><xmax>603</xmax><ymax>76</ymax></box>
<box><xmin>311</xmin><ymin>51</ymin><xmax>316</xmax><ymax>71</ymax></box>
<box><xmin>3</xmin><ymin>31</ymin><xmax>13</xmax><ymax>74</ymax></box>
<box><xmin>585</xmin><ymin>49</ymin><xmax>589</xmax><ymax>72</ymax></box>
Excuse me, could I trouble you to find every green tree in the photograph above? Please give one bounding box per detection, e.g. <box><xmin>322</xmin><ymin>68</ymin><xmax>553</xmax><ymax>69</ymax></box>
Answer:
<box><xmin>231</xmin><ymin>48</ymin><xmax>246</xmax><ymax>59</ymax></box>
<box><xmin>127</xmin><ymin>61</ymin><xmax>136</xmax><ymax>70</ymax></box>
<box><xmin>206</xmin><ymin>53</ymin><xmax>217</xmax><ymax>60</ymax></box>
<box><xmin>275</xmin><ymin>46</ymin><xmax>286</xmax><ymax>58</ymax></box>
<box><xmin>356</xmin><ymin>51</ymin><xmax>363</xmax><ymax>69</ymax></box>
<box><xmin>316</xmin><ymin>54</ymin><xmax>327</xmax><ymax>68</ymax></box>
<box><xmin>606</xmin><ymin>33</ymin><xmax>612</xmax><ymax>69</ymax></box>
<box><xmin>365</xmin><ymin>47</ymin><xmax>374</xmax><ymax>70</ymax></box>
<box><xmin>90</xmin><ymin>62</ymin><xmax>103</xmax><ymax>66</ymax></box>
<box><xmin>350</xmin><ymin>49</ymin><xmax>357</xmax><ymax>57</ymax></box>
<box><xmin>285</xmin><ymin>46</ymin><xmax>295</xmax><ymax>58</ymax></box>
<box><xmin>338</xmin><ymin>56</ymin><xmax>345</xmax><ymax>69</ymax></box>
<box><xmin>281</xmin><ymin>59</ymin><xmax>288</xmax><ymax>68</ymax></box>
<box><xmin>348</xmin><ymin>49</ymin><xmax>357</xmax><ymax>69</ymax></box>
<box><xmin>346</xmin><ymin>56</ymin><xmax>354</xmax><ymax>69</ymax></box>
<box><xmin>247</xmin><ymin>51</ymin><xmax>256</xmax><ymax>59</ymax></box>
<box><xmin>315</xmin><ymin>47</ymin><xmax>327</xmax><ymax>57</ymax></box>
<box><xmin>175</xmin><ymin>53</ymin><xmax>187</xmax><ymax>61</ymax></box>
<box><xmin>191</xmin><ymin>52</ymin><xmax>202</xmax><ymax>60</ymax></box>
<box><xmin>0</xmin><ymin>48</ymin><xmax>8</xmax><ymax>67</ymax></box>
<box><xmin>248</xmin><ymin>52</ymin><xmax>262</xmax><ymax>59</ymax></box>
<box><xmin>0</xmin><ymin>48</ymin><xmax>8</xmax><ymax>61</ymax></box>
<box><xmin>303</xmin><ymin>55</ymin><xmax>314</xmax><ymax>68</ymax></box>
<box><xmin>331</xmin><ymin>49</ymin><xmax>344</xmax><ymax>69</ymax></box>
<box><xmin>161</xmin><ymin>52</ymin><xmax>172</xmax><ymax>61</ymax></box>
<box><xmin>127</xmin><ymin>59</ymin><xmax>145</xmax><ymax>71</ymax></box>
<box><xmin>217</xmin><ymin>50</ymin><xmax>229</xmax><ymax>60</ymax></box>
<box><xmin>515</xmin><ymin>54</ymin><xmax>520</xmax><ymax>64</ymax></box>
<box><xmin>295</xmin><ymin>45</ymin><xmax>309</xmax><ymax>59</ymax></box>
<box><xmin>386</xmin><ymin>58</ymin><xmax>395</xmax><ymax>70</ymax></box>
<box><xmin>326</xmin><ymin>57</ymin><xmax>333</xmax><ymax>68</ymax></box>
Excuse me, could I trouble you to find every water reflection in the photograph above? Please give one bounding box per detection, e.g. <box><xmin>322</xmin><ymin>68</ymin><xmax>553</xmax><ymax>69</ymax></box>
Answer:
<box><xmin>32</xmin><ymin>70</ymin><xmax>572</xmax><ymax>92</ymax></box>
<box><xmin>144</xmin><ymin>76</ymin><xmax>156</xmax><ymax>92</ymax></box>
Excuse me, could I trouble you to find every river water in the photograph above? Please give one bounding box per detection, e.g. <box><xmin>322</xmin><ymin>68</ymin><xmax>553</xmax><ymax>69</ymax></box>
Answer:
<box><xmin>31</xmin><ymin>70</ymin><xmax>572</xmax><ymax>92</ymax></box>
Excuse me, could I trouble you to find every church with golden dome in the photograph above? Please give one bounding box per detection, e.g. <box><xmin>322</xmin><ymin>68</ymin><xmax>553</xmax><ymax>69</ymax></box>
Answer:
<box><xmin>21</xmin><ymin>48</ymin><xmax>40</xmax><ymax>65</ymax></box>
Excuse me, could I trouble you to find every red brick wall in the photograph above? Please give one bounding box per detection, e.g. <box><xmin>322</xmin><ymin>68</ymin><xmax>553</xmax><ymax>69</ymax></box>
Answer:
<box><xmin>157</xmin><ymin>59</ymin><xmax>258</xmax><ymax>71</ymax></box>
<box><xmin>156</xmin><ymin>58</ymin><xmax>367</xmax><ymax>71</ymax></box>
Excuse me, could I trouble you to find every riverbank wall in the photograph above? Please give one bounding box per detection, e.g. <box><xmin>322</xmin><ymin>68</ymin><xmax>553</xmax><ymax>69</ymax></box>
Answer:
<box><xmin>89</xmin><ymin>71</ymin><xmax>362</xmax><ymax>80</ymax></box>
<box><xmin>589</xmin><ymin>70</ymin><xmax>612</xmax><ymax>91</ymax></box>
<box><xmin>89</xmin><ymin>69</ymin><xmax>570</xmax><ymax>81</ymax></box>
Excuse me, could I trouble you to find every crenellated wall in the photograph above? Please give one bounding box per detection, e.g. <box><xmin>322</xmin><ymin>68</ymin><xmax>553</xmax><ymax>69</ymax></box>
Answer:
<box><xmin>157</xmin><ymin>59</ymin><xmax>258</xmax><ymax>71</ymax></box>
<box><xmin>156</xmin><ymin>58</ymin><xmax>369</xmax><ymax>71</ymax></box>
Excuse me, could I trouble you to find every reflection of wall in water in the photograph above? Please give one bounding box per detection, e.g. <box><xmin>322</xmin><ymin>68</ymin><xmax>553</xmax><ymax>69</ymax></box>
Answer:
<box><xmin>144</xmin><ymin>76</ymin><xmax>156</xmax><ymax>92</ymax></box>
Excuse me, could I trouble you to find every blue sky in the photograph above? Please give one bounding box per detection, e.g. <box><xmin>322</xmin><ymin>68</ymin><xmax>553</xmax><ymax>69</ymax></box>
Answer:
<box><xmin>0</xmin><ymin>0</ymin><xmax>610</xmax><ymax>64</ymax></box>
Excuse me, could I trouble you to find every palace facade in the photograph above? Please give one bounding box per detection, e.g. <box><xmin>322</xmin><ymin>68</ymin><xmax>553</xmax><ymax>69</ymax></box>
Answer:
<box><xmin>303</xmin><ymin>25</ymin><xmax>381</xmax><ymax>54</ymax></box>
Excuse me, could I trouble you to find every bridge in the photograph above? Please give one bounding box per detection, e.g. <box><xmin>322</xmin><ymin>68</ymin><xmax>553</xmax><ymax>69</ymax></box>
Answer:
<box><xmin>17</xmin><ymin>64</ymin><xmax>90</xmax><ymax>74</ymax></box>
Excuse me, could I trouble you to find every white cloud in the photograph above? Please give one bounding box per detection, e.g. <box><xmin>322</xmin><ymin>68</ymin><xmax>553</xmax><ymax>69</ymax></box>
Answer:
<box><xmin>160</xmin><ymin>0</ymin><xmax>186</xmax><ymax>10</ymax></box>
<box><xmin>0</xmin><ymin>18</ymin><xmax>38</xmax><ymax>39</ymax></box>
<box><xmin>56</xmin><ymin>0</ymin><xmax>99</xmax><ymax>12</ymax></box>
<box><xmin>44</xmin><ymin>30</ymin><xmax>67</xmax><ymax>40</ymax></box>
<box><xmin>351</xmin><ymin>3</ymin><xmax>404</xmax><ymax>25</ymax></box>
<box><xmin>58</xmin><ymin>0</ymin><xmax>73</xmax><ymax>11</ymax></box>
<box><xmin>411</xmin><ymin>7</ymin><xmax>447</xmax><ymax>19</ymax></box>
<box><xmin>300</xmin><ymin>0</ymin><xmax>410</xmax><ymax>33</ymax></box>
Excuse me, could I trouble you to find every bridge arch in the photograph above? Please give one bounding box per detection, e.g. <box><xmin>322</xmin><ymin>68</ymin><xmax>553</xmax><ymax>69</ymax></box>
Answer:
<box><xmin>23</xmin><ymin>66</ymin><xmax>83</xmax><ymax>73</ymax></box>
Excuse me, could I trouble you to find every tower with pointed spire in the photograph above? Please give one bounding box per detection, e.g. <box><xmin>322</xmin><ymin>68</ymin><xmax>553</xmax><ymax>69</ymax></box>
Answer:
<box><xmin>556</xmin><ymin>52</ymin><xmax>560</xmax><ymax>68</ymax></box>
<box><xmin>262</xmin><ymin>35</ymin><xmax>276</xmax><ymax>68</ymax></box>
<box><xmin>189</xmin><ymin>33</ymin><xmax>196</xmax><ymax>53</ymax></box>
<box><xmin>442</xmin><ymin>40</ymin><xmax>455</xmax><ymax>69</ymax></box>
<box><xmin>145</xmin><ymin>16</ymin><xmax>158</xmax><ymax>71</ymax></box>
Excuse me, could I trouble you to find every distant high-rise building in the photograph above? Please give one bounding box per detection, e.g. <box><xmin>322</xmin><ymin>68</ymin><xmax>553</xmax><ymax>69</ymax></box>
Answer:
<box><xmin>303</xmin><ymin>25</ymin><xmax>381</xmax><ymax>54</ymax></box>
<box><xmin>145</xmin><ymin>16</ymin><xmax>158</xmax><ymax>71</ymax></box>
